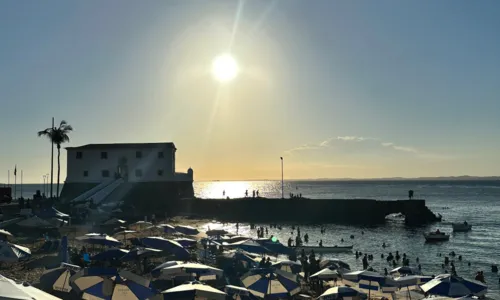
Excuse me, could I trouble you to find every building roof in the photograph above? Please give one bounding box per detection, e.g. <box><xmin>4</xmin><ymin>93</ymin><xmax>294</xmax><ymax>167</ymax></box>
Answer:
<box><xmin>66</xmin><ymin>142</ymin><xmax>176</xmax><ymax>150</ymax></box>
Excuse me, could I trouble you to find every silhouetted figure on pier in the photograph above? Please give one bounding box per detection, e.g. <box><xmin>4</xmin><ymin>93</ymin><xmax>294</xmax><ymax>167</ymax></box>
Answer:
<box><xmin>409</xmin><ymin>190</ymin><xmax>414</xmax><ymax>199</ymax></box>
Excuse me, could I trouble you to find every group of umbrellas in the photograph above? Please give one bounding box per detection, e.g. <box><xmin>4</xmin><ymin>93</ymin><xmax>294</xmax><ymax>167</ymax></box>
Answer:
<box><xmin>0</xmin><ymin>229</ymin><xmax>31</xmax><ymax>263</ymax></box>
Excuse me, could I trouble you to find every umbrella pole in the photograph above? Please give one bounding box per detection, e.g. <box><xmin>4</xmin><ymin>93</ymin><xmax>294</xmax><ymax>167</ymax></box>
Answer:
<box><xmin>368</xmin><ymin>280</ymin><xmax>371</xmax><ymax>300</ymax></box>
<box><xmin>407</xmin><ymin>286</ymin><xmax>411</xmax><ymax>300</ymax></box>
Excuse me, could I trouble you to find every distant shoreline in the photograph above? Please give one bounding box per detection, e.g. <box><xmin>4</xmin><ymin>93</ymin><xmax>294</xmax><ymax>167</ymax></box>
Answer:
<box><xmin>3</xmin><ymin>176</ymin><xmax>500</xmax><ymax>185</ymax></box>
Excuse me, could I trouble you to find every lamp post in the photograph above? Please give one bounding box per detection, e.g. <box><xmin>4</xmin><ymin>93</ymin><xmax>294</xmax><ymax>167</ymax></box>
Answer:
<box><xmin>43</xmin><ymin>175</ymin><xmax>46</xmax><ymax>196</ymax></box>
<box><xmin>280</xmin><ymin>157</ymin><xmax>284</xmax><ymax>199</ymax></box>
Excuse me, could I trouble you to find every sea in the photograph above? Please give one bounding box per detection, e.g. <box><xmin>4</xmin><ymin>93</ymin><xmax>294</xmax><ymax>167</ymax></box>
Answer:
<box><xmin>16</xmin><ymin>180</ymin><xmax>500</xmax><ymax>297</ymax></box>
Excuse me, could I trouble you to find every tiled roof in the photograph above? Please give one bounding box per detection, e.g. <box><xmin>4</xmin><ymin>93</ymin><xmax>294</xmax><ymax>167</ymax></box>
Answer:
<box><xmin>66</xmin><ymin>142</ymin><xmax>176</xmax><ymax>150</ymax></box>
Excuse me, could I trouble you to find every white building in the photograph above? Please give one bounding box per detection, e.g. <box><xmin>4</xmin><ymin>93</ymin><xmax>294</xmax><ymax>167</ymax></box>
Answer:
<box><xmin>65</xmin><ymin>142</ymin><xmax>193</xmax><ymax>184</ymax></box>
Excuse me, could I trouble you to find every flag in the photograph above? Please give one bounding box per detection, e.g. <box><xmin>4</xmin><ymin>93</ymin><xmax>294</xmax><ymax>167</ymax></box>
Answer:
<box><xmin>14</xmin><ymin>165</ymin><xmax>17</xmax><ymax>176</ymax></box>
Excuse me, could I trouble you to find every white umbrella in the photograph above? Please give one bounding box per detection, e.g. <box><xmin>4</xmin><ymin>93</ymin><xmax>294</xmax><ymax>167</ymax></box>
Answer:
<box><xmin>420</xmin><ymin>274</ymin><xmax>487</xmax><ymax>297</ymax></box>
<box><xmin>102</xmin><ymin>218</ymin><xmax>126</xmax><ymax>225</ymax></box>
<box><xmin>0</xmin><ymin>274</ymin><xmax>61</xmax><ymax>300</ymax></box>
<box><xmin>159</xmin><ymin>262</ymin><xmax>224</xmax><ymax>280</ymax></box>
<box><xmin>0</xmin><ymin>229</ymin><xmax>13</xmax><ymax>240</ymax></box>
<box><xmin>317</xmin><ymin>286</ymin><xmax>366</xmax><ymax>300</ymax></box>
<box><xmin>129</xmin><ymin>221</ymin><xmax>153</xmax><ymax>231</ymax></box>
<box><xmin>310</xmin><ymin>267</ymin><xmax>341</xmax><ymax>280</ymax></box>
<box><xmin>162</xmin><ymin>281</ymin><xmax>226</xmax><ymax>300</ymax></box>
<box><xmin>113</xmin><ymin>230</ymin><xmax>138</xmax><ymax>241</ymax></box>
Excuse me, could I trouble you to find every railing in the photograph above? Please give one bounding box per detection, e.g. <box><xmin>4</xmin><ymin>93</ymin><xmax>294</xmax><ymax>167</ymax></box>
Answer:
<box><xmin>91</xmin><ymin>178</ymin><xmax>124</xmax><ymax>205</ymax></box>
<box><xmin>70</xmin><ymin>179</ymin><xmax>115</xmax><ymax>203</ymax></box>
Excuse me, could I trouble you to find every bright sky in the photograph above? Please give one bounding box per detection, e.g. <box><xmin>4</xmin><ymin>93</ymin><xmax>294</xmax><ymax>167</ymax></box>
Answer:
<box><xmin>1</xmin><ymin>1</ymin><xmax>500</xmax><ymax>183</ymax></box>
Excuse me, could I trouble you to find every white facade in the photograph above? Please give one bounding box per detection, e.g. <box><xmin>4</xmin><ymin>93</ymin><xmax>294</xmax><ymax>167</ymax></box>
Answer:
<box><xmin>65</xmin><ymin>142</ymin><xmax>193</xmax><ymax>183</ymax></box>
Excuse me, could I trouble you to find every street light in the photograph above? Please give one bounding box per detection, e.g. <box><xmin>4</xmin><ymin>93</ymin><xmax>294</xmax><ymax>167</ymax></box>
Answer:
<box><xmin>280</xmin><ymin>157</ymin><xmax>284</xmax><ymax>199</ymax></box>
<box><xmin>43</xmin><ymin>175</ymin><xmax>46</xmax><ymax>195</ymax></box>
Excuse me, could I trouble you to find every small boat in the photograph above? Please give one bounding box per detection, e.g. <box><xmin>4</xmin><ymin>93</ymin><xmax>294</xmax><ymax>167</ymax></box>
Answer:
<box><xmin>452</xmin><ymin>222</ymin><xmax>472</xmax><ymax>232</ymax></box>
<box><xmin>294</xmin><ymin>245</ymin><xmax>353</xmax><ymax>253</ymax></box>
<box><xmin>424</xmin><ymin>231</ymin><xmax>450</xmax><ymax>242</ymax></box>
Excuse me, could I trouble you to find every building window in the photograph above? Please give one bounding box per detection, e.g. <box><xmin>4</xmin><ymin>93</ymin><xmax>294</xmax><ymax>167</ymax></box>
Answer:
<box><xmin>76</xmin><ymin>152</ymin><xmax>83</xmax><ymax>159</ymax></box>
<box><xmin>102</xmin><ymin>170</ymin><xmax>110</xmax><ymax>177</ymax></box>
<box><xmin>157</xmin><ymin>169</ymin><xmax>164</xmax><ymax>176</ymax></box>
<box><xmin>158</xmin><ymin>151</ymin><xmax>164</xmax><ymax>159</ymax></box>
<box><xmin>136</xmin><ymin>151</ymin><xmax>142</xmax><ymax>158</ymax></box>
<box><xmin>101</xmin><ymin>152</ymin><xmax>108</xmax><ymax>159</ymax></box>
<box><xmin>83</xmin><ymin>171</ymin><xmax>88</xmax><ymax>177</ymax></box>
<box><xmin>135</xmin><ymin>169</ymin><xmax>143</xmax><ymax>177</ymax></box>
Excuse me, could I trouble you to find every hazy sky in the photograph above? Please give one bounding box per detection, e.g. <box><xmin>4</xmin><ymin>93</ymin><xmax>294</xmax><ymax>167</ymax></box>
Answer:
<box><xmin>1</xmin><ymin>1</ymin><xmax>500</xmax><ymax>183</ymax></box>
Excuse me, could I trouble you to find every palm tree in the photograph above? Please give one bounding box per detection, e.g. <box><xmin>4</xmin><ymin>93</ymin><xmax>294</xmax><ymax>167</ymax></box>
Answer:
<box><xmin>38</xmin><ymin>120</ymin><xmax>73</xmax><ymax>201</ymax></box>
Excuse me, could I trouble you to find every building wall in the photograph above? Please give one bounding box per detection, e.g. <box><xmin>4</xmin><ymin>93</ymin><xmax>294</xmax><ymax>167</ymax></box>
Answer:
<box><xmin>65</xmin><ymin>145</ymin><xmax>177</xmax><ymax>183</ymax></box>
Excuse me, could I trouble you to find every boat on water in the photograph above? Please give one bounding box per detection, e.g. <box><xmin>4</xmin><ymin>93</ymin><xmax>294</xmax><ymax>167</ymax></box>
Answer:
<box><xmin>452</xmin><ymin>222</ymin><xmax>472</xmax><ymax>232</ymax></box>
<box><xmin>424</xmin><ymin>230</ymin><xmax>450</xmax><ymax>242</ymax></box>
<box><xmin>294</xmin><ymin>245</ymin><xmax>353</xmax><ymax>253</ymax></box>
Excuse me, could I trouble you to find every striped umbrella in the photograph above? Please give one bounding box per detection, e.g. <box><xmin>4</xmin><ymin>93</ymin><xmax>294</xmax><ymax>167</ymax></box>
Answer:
<box><xmin>271</xmin><ymin>260</ymin><xmax>302</xmax><ymax>274</ymax></box>
<box><xmin>0</xmin><ymin>241</ymin><xmax>31</xmax><ymax>262</ymax></box>
<box><xmin>241</xmin><ymin>268</ymin><xmax>301</xmax><ymax>299</ymax></box>
<box><xmin>310</xmin><ymin>267</ymin><xmax>341</xmax><ymax>280</ymax></box>
<box><xmin>225</xmin><ymin>285</ymin><xmax>259</xmax><ymax>300</ymax></box>
<box><xmin>40</xmin><ymin>263</ymin><xmax>81</xmax><ymax>293</ymax></box>
<box><xmin>0</xmin><ymin>229</ymin><xmax>13</xmax><ymax>240</ymax></box>
<box><xmin>0</xmin><ymin>274</ymin><xmax>61</xmax><ymax>300</ymax></box>
<box><xmin>70</xmin><ymin>268</ymin><xmax>154</xmax><ymax>300</ymax></box>
<box><xmin>420</xmin><ymin>274</ymin><xmax>487</xmax><ymax>297</ymax></box>
<box><xmin>158</xmin><ymin>262</ymin><xmax>224</xmax><ymax>281</ymax></box>
<box><xmin>162</xmin><ymin>281</ymin><xmax>226</xmax><ymax>300</ymax></box>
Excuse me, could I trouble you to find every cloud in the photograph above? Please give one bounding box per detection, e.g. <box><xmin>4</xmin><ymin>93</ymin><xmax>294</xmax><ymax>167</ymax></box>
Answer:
<box><xmin>284</xmin><ymin>135</ymin><xmax>455</xmax><ymax>160</ymax></box>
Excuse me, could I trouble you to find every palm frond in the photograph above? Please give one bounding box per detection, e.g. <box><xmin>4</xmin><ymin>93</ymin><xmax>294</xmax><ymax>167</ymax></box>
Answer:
<box><xmin>37</xmin><ymin>128</ymin><xmax>52</xmax><ymax>137</ymax></box>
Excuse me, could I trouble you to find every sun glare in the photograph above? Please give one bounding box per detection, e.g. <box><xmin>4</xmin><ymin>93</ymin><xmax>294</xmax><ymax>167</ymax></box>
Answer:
<box><xmin>211</xmin><ymin>53</ymin><xmax>239</xmax><ymax>82</ymax></box>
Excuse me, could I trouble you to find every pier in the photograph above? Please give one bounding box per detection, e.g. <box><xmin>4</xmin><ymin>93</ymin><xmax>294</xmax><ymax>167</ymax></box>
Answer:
<box><xmin>174</xmin><ymin>198</ymin><xmax>440</xmax><ymax>225</ymax></box>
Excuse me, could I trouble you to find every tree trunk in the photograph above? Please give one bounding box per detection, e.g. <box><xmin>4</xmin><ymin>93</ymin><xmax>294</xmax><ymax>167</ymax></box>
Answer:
<box><xmin>57</xmin><ymin>144</ymin><xmax>61</xmax><ymax>202</ymax></box>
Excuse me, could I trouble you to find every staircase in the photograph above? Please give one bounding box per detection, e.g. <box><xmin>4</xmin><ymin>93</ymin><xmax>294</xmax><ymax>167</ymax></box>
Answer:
<box><xmin>91</xmin><ymin>179</ymin><xmax>124</xmax><ymax>205</ymax></box>
<box><xmin>70</xmin><ymin>179</ymin><xmax>115</xmax><ymax>202</ymax></box>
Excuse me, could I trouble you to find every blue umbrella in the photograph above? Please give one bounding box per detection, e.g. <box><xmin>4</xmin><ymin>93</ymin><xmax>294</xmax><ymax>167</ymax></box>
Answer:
<box><xmin>158</xmin><ymin>224</ymin><xmax>177</xmax><ymax>234</ymax></box>
<box><xmin>70</xmin><ymin>268</ymin><xmax>155</xmax><ymax>299</ymax></box>
<box><xmin>141</xmin><ymin>237</ymin><xmax>190</xmax><ymax>260</ymax></box>
<box><xmin>174</xmin><ymin>238</ymin><xmax>197</xmax><ymax>247</ymax></box>
<box><xmin>0</xmin><ymin>241</ymin><xmax>31</xmax><ymax>262</ymax></box>
<box><xmin>343</xmin><ymin>270</ymin><xmax>397</xmax><ymax>298</ymax></box>
<box><xmin>39</xmin><ymin>263</ymin><xmax>81</xmax><ymax>293</ymax></box>
<box><xmin>76</xmin><ymin>234</ymin><xmax>122</xmax><ymax>247</ymax></box>
<box><xmin>317</xmin><ymin>286</ymin><xmax>367</xmax><ymax>300</ymax></box>
<box><xmin>420</xmin><ymin>274</ymin><xmax>488</xmax><ymax>297</ymax></box>
<box><xmin>228</xmin><ymin>240</ymin><xmax>271</xmax><ymax>254</ymax></box>
<box><xmin>174</xmin><ymin>225</ymin><xmax>199</xmax><ymax>235</ymax></box>
<box><xmin>241</xmin><ymin>268</ymin><xmax>301</xmax><ymax>299</ymax></box>
<box><xmin>258</xmin><ymin>240</ymin><xmax>294</xmax><ymax>255</ymax></box>
<box><xmin>91</xmin><ymin>248</ymin><xmax>129</xmax><ymax>261</ymax></box>
<box><xmin>120</xmin><ymin>247</ymin><xmax>162</xmax><ymax>262</ymax></box>
<box><xmin>272</xmin><ymin>260</ymin><xmax>302</xmax><ymax>274</ymax></box>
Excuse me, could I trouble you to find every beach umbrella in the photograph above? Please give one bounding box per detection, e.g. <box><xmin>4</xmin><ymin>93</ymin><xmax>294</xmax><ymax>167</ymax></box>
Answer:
<box><xmin>91</xmin><ymin>248</ymin><xmax>129</xmax><ymax>261</ymax></box>
<box><xmin>76</xmin><ymin>233</ymin><xmax>122</xmax><ymax>247</ymax></box>
<box><xmin>225</xmin><ymin>285</ymin><xmax>259</xmax><ymax>300</ymax></box>
<box><xmin>271</xmin><ymin>260</ymin><xmax>302</xmax><ymax>274</ymax></box>
<box><xmin>0</xmin><ymin>229</ymin><xmax>13</xmax><ymax>241</ymax></box>
<box><xmin>228</xmin><ymin>240</ymin><xmax>271</xmax><ymax>255</ymax></box>
<box><xmin>0</xmin><ymin>274</ymin><xmax>62</xmax><ymax>300</ymax></box>
<box><xmin>317</xmin><ymin>286</ymin><xmax>367</xmax><ymax>300</ymax></box>
<box><xmin>141</xmin><ymin>236</ymin><xmax>190</xmax><ymax>260</ymax></box>
<box><xmin>39</xmin><ymin>263</ymin><xmax>81</xmax><ymax>293</ymax></box>
<box><xmin>393</xmin><ymin>275</ymin><xmax>433</xmax><ymax>287</ymax></box>
<box><xmin>158</xmin><ymin>262</ymin><xmax>224</xmax><ymax>281</ymax></box>
<box><xmin>257</xmin><ymin>240</ymin><xmax>294</xmax><ymax>255</ymax></box>
<box><xmin>113</xmin><ymin>230</ymin><xmax>138</xmax><ymax>241</ymax></box>
<box><xmin>120</xmin><ymin>247</ymin><xmax>163</xmax><ymax>262</ymax></box>
<box><xmin>206</xmin><ymin>229</ymin><xmax>228</xmax><ymax>236</ymax></box>
<box><xmin>70</xmin><ymin>268</ymin><xmax>154</xmax><ymax>299</ymax></box>
<box><xmin>151</xmin><ymin>261</ymin><xmax>183</xmax><ymax>278</ymax></box>
<box><xmin>158</xmin><ymin>224</ymin><xmax>177</xmax><ymax>234</ymax></box>
<box><xmin>241</xmin><ymin>268</ymin><xmax>301</xmax><ymax>299</ymax></box>
<box><xmin>17</xmin><ymin>216</ymin><xmax>54</xmax><ymax>228</ymax></box>
<box><xmin>174</xmin><ymin>237</ymin><xmax>197</xmax><ymax>247</ymax></box>
<box><xmin>162</xmin><ymin>281</ymin><xmax>226</xmax><ymax>300</ymax></box>
<box><xmin>174</xmin><ymin>225</ymin><xmax>199</xmax><ymax>235</ymax></box>
<box><xmin>37</xmin><ymin>207</ymin><xmax>70</xmax><ymax>220</ymax></box>
<box><xmin>310</xmin><ymin>267</ymin><xmax>341</xmax><ymax>281</ymax></box>
<box><xmin>130</xmin><ymin>221</ymin><xmax>153</xmax><ymax>231</ymax></box>
<box><xmin>420</xmin><ymin>274</ymin><xmax>487</xmax><ymax>297</ymax></box>
<box><xmin>390</xmin><ymin>266</ymin><xmax>420</xmax><ymax>276</ymax></box>
<box><xmin>343</xmin><ymin>270</ymin><xmax>397</xmax><ymax>299</ymax></box>
<box><xmin>102</xmin><ymin>218</ymin><xmax>126</xmax><ymax>226</ymax></box>
<box><xmin>223</xmin><ymin>235</ymin><xmax>252</xmax><ymax>243</ymax></box>
<box><xmin>319</xmin><ymin>259</ymin><xmax>351</xmax><ymax>270</ymax></box>
<box><xmin>0</xmin><ymin>241</ymin><xmax>31</xmax><ymax>262</ymax></box>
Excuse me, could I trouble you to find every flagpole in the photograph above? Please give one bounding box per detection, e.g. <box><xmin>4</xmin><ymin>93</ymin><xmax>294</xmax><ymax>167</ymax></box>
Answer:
<box><xmin>7</xmin><ymin>170</ymin><xmax>9</xmax><ymax>187</ymax></box>
<box><xmin>21</xmin><ymin>170</ymin><xmax>23</xmax><ymax>199</ymax></box>
<box><xmin>50</xmin><ymin>117</ymin><xmax>54</xmax><ymax>200</ymax></box>
<box><xmin>280</xmin><ymin>157</ymin><xmax>284</xmax><ymax>199</ymax></box>
<box><xmin>14</xmin><ymin>168</ymin><xmax>17</xmax><ymax>200</ymax></box>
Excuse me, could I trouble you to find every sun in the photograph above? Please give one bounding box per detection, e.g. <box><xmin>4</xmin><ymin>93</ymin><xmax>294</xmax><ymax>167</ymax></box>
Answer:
<box><xmin>211</xmin><ymin>53</ymin><xmax>239</xmax><ymax>82</ymax></box>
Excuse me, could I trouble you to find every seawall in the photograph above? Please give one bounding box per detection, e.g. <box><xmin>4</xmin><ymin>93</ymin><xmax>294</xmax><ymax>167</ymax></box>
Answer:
<box><xmin>172</xmin><ymin>198</ymin><xmax>440</xmax><ymax>225</ymax></box>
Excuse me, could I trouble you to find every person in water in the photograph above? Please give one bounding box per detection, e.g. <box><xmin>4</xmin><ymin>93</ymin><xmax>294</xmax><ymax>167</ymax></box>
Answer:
<box><xmin>408</xmin><ymin>190</ymin><xmax>414</xmax><ymax>199</ymax></box>
<box><xmin>319</xmin><ymin>240</ymin><xmax>323</xmax><ymax>247</ymax></box>
<box><xmin>304</xmin><ymin>233</ymin><xmax>309</xmax><ymax>243</ymax></box>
